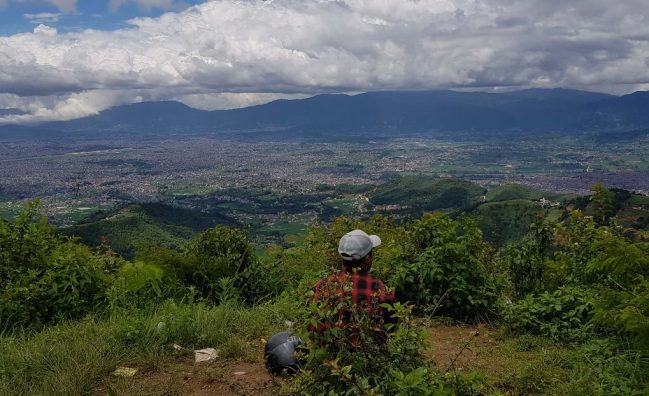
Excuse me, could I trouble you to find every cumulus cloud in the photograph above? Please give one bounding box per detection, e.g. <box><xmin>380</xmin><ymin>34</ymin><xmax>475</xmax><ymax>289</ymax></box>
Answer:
<box><xmin>1</xmin><ymin>0</ymin><xmax>649</xmax><ymax>124</ymax></box>
<box><xmin>0</xmin><ymin>90</ymin><xmax>133</xmax><ymax>124</ymax></box>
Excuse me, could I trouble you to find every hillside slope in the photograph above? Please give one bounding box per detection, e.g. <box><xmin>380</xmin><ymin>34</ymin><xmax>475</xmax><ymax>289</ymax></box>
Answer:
<box><xmin>370</xmin><ymin>177</ymin><xmax>486</xmax><ymax>211</ymax></box>
<box><xmin>63</xmin><ymin>203</ymin><xmax>236</xmax><ymax>258</ymax></box>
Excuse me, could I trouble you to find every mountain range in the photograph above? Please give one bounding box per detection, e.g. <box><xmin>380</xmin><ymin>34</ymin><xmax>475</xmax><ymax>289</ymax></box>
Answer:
<box><xmin>2</xmin><ymin>88</ymin><xmax>649</xmax><ymax>138</ymax></box>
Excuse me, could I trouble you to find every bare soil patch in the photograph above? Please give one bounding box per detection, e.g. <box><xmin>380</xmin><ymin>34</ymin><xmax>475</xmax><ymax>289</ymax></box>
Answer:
<box><xmin>425</xmin><ymin>324</ymin><xmax>496</xmax><ymax>371</ymax></box>
<box><xmin>92</xmin><ymin>355</ymin><xmax>283</xmax><ymax>396</ymax></box>
<box><xmin>425</xmin><ymin>324</ymin><xmax>544</xmax><ymax>378</ymax></box>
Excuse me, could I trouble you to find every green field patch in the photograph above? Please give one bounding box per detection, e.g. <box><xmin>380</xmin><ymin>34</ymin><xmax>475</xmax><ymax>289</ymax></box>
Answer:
<box><xmin>628</xmin><ymin>194</ymin><xmax>649</xmax><ymax>206</ymax></box>
<box><xmin>257</xmin><ymin>221</ymin><xmax>307</xmax><ymax>236</ymax></box>
<box><xmin>486</xmin><ymin>183</ymin><xmax>567</xmax><ymax>202</ymax></box>
<box><xmin>332</xmin><ymin>183</ymin><xmax>375</xmax><ymax>195</ymax></box>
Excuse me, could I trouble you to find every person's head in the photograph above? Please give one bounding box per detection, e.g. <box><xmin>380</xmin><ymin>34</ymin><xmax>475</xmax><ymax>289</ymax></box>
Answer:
<box><xmin>338</xmin><ymin>229</ymin><xmax>381</xmax><ymax>274</ymax></box>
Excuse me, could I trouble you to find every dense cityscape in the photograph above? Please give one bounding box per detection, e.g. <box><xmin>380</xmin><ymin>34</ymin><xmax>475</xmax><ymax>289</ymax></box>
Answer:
<box><xmin>1</xmin><ymin>131</ymin><xmax>648</xmax><ymax>228</ymax></box>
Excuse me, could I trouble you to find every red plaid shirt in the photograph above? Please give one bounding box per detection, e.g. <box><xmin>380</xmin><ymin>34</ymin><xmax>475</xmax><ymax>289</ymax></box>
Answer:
<box><xmin>309</xmin><ymin>270</ymin><xmax>395</xmax><ymax>333</ymax></box>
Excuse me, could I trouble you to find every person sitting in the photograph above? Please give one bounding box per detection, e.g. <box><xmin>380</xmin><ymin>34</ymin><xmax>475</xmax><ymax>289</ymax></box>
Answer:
<box><xmin>309</xmin><ymin>229</ymin><xmax>395</xmax><ymax>344</ymax></box>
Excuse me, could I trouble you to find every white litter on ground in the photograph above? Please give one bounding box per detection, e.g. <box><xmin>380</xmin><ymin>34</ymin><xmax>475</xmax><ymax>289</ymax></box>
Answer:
<box><xmin>194</xmin><ymin>348</ymin><xmax>219</xmax><ymax>363</ymax></box>
<box><xmin>112</xmin><ymin>367</ymin><xmax>138</xmax><ymax>377</ymax></box>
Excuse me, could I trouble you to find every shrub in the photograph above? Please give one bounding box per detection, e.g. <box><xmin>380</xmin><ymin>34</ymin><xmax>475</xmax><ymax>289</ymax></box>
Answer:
<box><xmin>180</xmin><ymin>225</ymin><xmax>255</xmax><ymax>300</ymax></box>
<box><xmin>503</xmin><ymin>221</ymin><xmax>553</xmax><ymax>298</ymax></box>
<box><xmin>390</xmin><ymin>213</ymin><xmax>499</xmax><ymax>321</ymax></box>
<box><xmin>505</xmin><ymin>286</ymin><xmax>595</xmax><ymax>343</ymax></box>
<box><xmin>107</xmin><ymin>260</ymin><xmax>164</xmax><ymax>308</ymax></box>
<box><xmin>545</xmin><ymin>210</ymin><xmax>610</xmax><ymax>286</ymax></box>
<box><xmin>0</xmin><ymin>202</ymin><xmax>117</xmax><ymax>329</ymax></box>
<box><xmin>593</xmin><ymin>279</ymin><xmax>649</xmax><ymax>350</ymax></box>
<box><xmin>546</xmin><ymin>215</ymin><xmax>649</xmax><ymax>346</ymax></box>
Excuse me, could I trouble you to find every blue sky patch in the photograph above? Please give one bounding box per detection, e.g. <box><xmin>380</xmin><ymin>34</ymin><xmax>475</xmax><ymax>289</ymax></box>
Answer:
<box><xmin>0</xmin><ymin>0</ymin><xmax>206</xmax><ymax>35</ymax></box>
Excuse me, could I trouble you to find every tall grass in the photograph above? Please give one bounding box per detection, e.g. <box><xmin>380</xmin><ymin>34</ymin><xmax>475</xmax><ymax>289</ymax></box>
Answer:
<box><xmin>0</xmin><ymin>298</ymin><xmax>298</xmax><ymax>395</ymax></box>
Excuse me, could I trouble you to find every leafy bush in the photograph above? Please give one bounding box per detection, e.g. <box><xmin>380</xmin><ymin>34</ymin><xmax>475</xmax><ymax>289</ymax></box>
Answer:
<box><xmin>180</xmin><ymin>225</ymin><xmax>254</xmax><ymax>300</ymax></box>
<box><xmin>545</xmin><ymin>210</ymin><xmax>610</xmax><ymax>286</ymax></box>
<box><xmin>503</xmin><ymin>221</ymin><xmax>553</xmax><ymax>298</ymax></box>
<box><xmin>391</xmin><ymin>213</ymin><xmax>499</xmax><ymax>321</ymax></box>
<box><xmin>0</xmin><ymin>202</ymin><xmax>117</xmax><ymax>329</ymax></box>
<box><xmin>505</xmin><ymin>286</ymin><xmax>595</xmax><ymax>343</ymax></box>
<box><xmin>295</xmin><ymin>269</ymin><xmax>497</xmax><ymax>395</ymax></box>
<box><xmin>593</xmin><ymin>278</ymin><xmax>649</xmax><ymax>350</ymax></box>
<box><xmin>136</xmin><ymin>225</ymin><xmax>286</xmax><ymax>305</ymax></box>
<box><xmin>107</xmin><ymin>260</ymin><xmax>164</xmax><ymax>308</ymax></box>
<box><xmin>544</xmin><ymin>211</ymin><xmax>649</xmax><ymax>346</ymax></box>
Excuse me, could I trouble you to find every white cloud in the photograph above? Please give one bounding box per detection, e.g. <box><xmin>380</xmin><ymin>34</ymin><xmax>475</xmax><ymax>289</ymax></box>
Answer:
<box><xmin>109</xmin><ymin>0</ymin><xmax>187</xmax><ymax>12</ymax></box>
<box><xmin>24</xmin><ymin>12</ymin><xmax>63</xmax><ymax>24</ymax></box>
<box><xmin>46</xmin><ymin>0</ymin><xmax>76</xmax><ymax>13</ymax></box>
<box><xmin>1</xmin><ymin>0</ymin><xmax>649</xmax><ymax>124</ymax></box>
<box><xmin>2</xmin><ymin>0</ymin><xmax>76</xmax><ymax>12</ymax></box>
<box><xmin>0</xmin><ymin>89</ymin><xmax>141</xmax><ymax>123</ymax></box>
<box><xmin>32</xmin><ymin>23</ymin><xmax>58</xmax><ymax>35</ymax></box>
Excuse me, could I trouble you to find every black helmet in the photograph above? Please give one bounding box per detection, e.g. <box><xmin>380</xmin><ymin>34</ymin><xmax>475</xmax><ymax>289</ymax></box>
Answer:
<box><xmin>264</xmin><ymin>331</ymin><xmax>304</xmax><ymax>375</ymax></box>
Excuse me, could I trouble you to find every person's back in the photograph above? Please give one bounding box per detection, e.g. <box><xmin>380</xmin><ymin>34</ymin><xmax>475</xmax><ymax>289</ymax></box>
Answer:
<box><xmin>309</xmin><ymin>230</ymin><xmax>395</xmax><ymax>341</ymax></box>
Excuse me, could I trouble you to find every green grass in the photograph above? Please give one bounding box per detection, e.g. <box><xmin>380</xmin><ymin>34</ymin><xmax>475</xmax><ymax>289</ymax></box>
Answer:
<box><xmin>55</xmin><ymin>206</ymin><xmax>103</xmax><ymax>224</ymax></box>
<box><xmin>168</xmin><ymin>185</ymin><xmax>216</xmax><ymax>196</ymax></box>
<box><xmin>427</xmin><ymin>328</ymin><xmax>649</xmax><ymax>396</ymax></box>
<box><xmin>0</xmin><ymin>299</ymin><xmax>296</xmax><ymax>395</ymax></box>
<box><xmin>324</xmin><ymin>199</ymin><xmax>357</xmax><ymax>214</ymax></box>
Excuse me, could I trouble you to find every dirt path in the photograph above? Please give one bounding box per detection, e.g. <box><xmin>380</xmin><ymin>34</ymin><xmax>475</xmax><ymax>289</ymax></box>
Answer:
<box><xmin>92</xmin><ymin>355</ymin><xmax>282</xmax><ymax>395</ymax></box>
<box><xmin>425</xmin><ymin>324</ymin><xmax>498</xmax><ymax>371</ymax></box>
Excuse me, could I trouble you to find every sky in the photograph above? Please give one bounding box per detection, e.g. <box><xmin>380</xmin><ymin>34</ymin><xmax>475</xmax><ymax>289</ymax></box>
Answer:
<box><xmin>1</xmin><ymin>0</ymin><xmax>649</xmax><ymax>124</ymax></box>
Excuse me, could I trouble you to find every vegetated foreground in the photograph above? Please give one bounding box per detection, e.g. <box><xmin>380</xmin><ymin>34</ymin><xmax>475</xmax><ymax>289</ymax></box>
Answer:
<box><xmin>1</xmin><ymin>183</ymin><xmax>648</xmax><ymax>395</ymax></box>
<box><xmin>90</xmin><ymin>324</ymin><xmax>575</xmax><ymax>396</ymax></box>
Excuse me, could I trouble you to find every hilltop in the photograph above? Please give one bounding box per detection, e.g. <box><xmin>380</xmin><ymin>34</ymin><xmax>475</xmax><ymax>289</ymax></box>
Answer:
<box><xmin>370</xmin><ymin>176</ymin><xmax>486</xmax><ymax>211</ymax></box>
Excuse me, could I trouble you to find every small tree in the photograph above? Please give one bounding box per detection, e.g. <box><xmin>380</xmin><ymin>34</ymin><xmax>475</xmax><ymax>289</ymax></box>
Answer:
<box><xmin>590</xmin><ymin>182</ymin><xmax>614</xmax><ymax>225</ymax></box>
<box><xmin>181</xmin><ymin>225</ymin><xmax>254</xmax><ymax>303</ymax></box>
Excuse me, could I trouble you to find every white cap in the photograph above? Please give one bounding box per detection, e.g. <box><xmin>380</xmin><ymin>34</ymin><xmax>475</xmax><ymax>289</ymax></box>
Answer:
<box><xmin>338</xmin><ymin>229</ymin><xmax>381</xmax><ymax>261</ymax></box>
